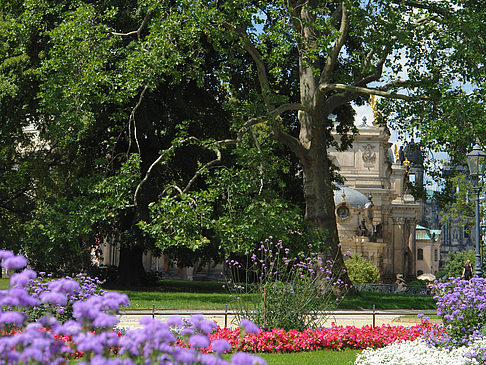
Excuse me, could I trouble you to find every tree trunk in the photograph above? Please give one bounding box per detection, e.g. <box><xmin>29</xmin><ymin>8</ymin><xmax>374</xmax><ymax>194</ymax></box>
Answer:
<box><xmin>117</xmin><ymin>245</ymin><xmax>146</xmax><ymax>287</ymax></box>
<box><xmin>301</xmin><ymin>141</ymin><xmax>351</xmax><ymax>283</ymax></box>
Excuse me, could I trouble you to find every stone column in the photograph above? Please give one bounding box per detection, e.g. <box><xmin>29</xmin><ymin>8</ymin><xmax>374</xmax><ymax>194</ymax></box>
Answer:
<box><xmin>392</xmin><ymin>216</ymin><xmax>406</xmax><ymax>276</ymax></box>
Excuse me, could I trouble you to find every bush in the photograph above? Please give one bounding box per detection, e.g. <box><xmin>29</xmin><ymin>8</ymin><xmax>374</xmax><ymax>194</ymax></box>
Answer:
<box><xmin>86</xmin><ymin>264</ymin><xmax>119</xmax><ymax>286</ymax></box>
<box><xmin>442</xmin><ymin>250</ymin><xmax>475</xmax><ymax>279</ymax></box>
<box><xmin>25</xmin><ymin>273</ymin><xmax>105</xmax><ymax>323</ymax></box>
<box><xmin>408</xmin><ymin>279</ymin><xmax>427</xmax><ymax>287</ymax></box>
<box><xmin>225</xmin><ymin>238</ymin><xmax>347</xmax><ymax>331</ymax></box>
<box><xmin>344</xmin><ymin>254</ymin><xmax>380</xmax><ymax>284</ymax></box>
<box><xmin>432</xmin><ymin>277</ymin><xmax>486</xmax><ymax>346</ymax></box>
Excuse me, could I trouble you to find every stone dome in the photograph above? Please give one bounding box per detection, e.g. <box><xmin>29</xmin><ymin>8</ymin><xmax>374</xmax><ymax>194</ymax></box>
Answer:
<box><xmin>334</xmin><ymin>185</ymin><xmax>369</xmax><ymax>208</ymax></box>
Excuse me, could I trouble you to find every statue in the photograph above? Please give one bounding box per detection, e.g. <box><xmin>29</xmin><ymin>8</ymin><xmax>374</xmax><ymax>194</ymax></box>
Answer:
<box><xmin>370</xmin><ymin>95</ymin><xmax>381</xmax><ymax>124</ymax></box>
<box><xmin>395</xmin><ymin>273</ymin><xmax>407</xmax><ymax>294</ymax></box>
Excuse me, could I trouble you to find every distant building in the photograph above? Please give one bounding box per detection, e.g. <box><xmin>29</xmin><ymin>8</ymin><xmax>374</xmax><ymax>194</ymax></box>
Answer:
<box><xmin>329</xmin><ymin>118</ymin><xmax>426</xmax><ymax>282</ymax></box>
<box><xmin>415</xmin><ymin>225</ymin><xmax>441</xmax><ymax>276</ymax></box>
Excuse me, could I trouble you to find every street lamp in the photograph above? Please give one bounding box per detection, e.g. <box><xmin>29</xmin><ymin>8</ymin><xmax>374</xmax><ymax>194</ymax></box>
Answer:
<box><xmin>467</xmin><ymin>142</ymin><xmax>486</xmax><ymax>277</ymax></box>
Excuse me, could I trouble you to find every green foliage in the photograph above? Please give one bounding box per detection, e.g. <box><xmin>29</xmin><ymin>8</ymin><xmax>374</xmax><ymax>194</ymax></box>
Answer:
<box><xmin>345</xmin><ymin>255</ymin><xmax>380</xmax><ymax>284</ymax></box>
<box><xmin>438</xmin><ymin>174</ymin><xmax>484</xmax><ymax>233</ymax></box>
<box><xmin>442</xmin><ymin>250</ymin><xmax>476</xmax><ymax>279</ymax></box>
<box><xmin>2</xmin><ymin>0</ymin><xmax>486</xmax><ymax>285</ymax></box>
<box><xmin>408</xmin><ymin>279</ymin><xmax>427</xmax><ymax>288</ymax></box>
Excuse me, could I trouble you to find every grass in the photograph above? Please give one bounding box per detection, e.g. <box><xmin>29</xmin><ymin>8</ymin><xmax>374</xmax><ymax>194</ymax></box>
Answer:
<box><xmin>223</xmin><ymin>350</ymin><xmax>362</xmax><ymax>364</ymax></box>
<box><xmin>2</xmin><ymin>277</ymin><xmax>436</xmax><ymax>310</ymax></box>
<box><xmin>119</xmin><ymin>290</ymin><xmax>238</xmax><ymax>310</ymax></box>
<box><xmin>116</xmin><ymin>280</ymin><xmax>436</xmax><ymax>310</ymax></box>
<box><xmin>339</xmin><ymin>291</ymin><xmax>436</xmax><ymax>310</ymax></box>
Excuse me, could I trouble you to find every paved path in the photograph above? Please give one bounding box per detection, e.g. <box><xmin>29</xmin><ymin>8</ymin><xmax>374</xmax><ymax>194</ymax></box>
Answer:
<box><xmin>117</xmin><ymin>309</ymin><xmax>440</xmax><ymax>330</ymax></box>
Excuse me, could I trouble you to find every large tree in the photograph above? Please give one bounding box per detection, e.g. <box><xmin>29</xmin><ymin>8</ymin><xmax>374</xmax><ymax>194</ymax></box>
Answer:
<box><xmin>128</xmin><ymin>0</ymin><xmax>483</xmax><ymax>273</ymax></box>
<box><xmin>2</xmin><ymin>0</ymin><xmax>484</xmax><ymax>284</ymax></box>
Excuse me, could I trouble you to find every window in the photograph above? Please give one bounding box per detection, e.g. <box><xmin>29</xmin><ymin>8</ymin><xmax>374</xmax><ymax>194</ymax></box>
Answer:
<box><xmin>336</xmin><ymin>204</ymin><xmax>350</xmax><ymax>219</ymax></box>
<box><xmin>417</xmin><ymin>248</ymin><xmax>424</xmax><ymax>260</ymax></box>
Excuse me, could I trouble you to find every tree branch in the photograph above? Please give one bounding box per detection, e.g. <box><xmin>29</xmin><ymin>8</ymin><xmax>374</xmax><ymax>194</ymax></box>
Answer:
<box><xmin>128</xmin><ymin>85</ymin><xmax>149</xmax><ymax>156</ymax></box>
<box><xmin>219</xmin><ymin>103</ymin><xmax>311</xmax><ymax>146</ymax></box>
<box><xmin>319</xmin><ymin>3</ymin><xmax>349</xmax><ymax>86</ymax></box>
<box><xmin>390</xmin><ymin>0</ymin><xmax>450</xmax><ymax>19</ymax></box>
<box><xmin>183</xmin><ymin>147</ymin><xmax>222</xmax><ymax>193</ymax></box>
<box><xmin>133</xmin><ymin>102</ymin><xmax>309</xmax><ymax>205</ymax></box>
<box><xmin>319</xmin><ymin>83</ymin><xmax>422</xmax><ymax>101</ymax></box>
<box><xmin>230</xmin><ymin>25</ymin><xmax>273</xmax><ymax>110</ymax></box>
<box><xmin>133</xmin><ymin>137</ymin><xmax>200</xmax><ymax>207</ymax></box>
<box><xmin>355</xmin><ymin>37</ymin><xmax>397</xmax><ymax>87</ymax></box>
<box><xmin>111</xmin><ymin>12</ymin><xmax>150</xmax><ymax>40</ymax></box>
<box><xmin>270</xmin><ymin>127</ymin><xmax>308</xmax><ymax>161</ymax></box>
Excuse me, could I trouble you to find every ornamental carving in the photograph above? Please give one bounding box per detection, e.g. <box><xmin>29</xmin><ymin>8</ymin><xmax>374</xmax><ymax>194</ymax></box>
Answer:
<box><xmin>362</xmin><ymin>144</ymin><xmax>376</xmax><ymax>165</ymax></box>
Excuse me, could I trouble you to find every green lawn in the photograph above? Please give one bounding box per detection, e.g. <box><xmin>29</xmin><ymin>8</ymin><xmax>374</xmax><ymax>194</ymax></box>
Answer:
<box><xmin>260</xmin><ymin>349</ymin><xmax>362</xmax><ymax>365</ymax></box>
<box><xmin>116</xmin><ymin>280</ymin><xmax>436</xmax><ymax>310</ymax></box>
<box><xmin>2</xmin><ymin>276</ymin><xmax>437</xmax><ymax>310</ymax></box>
<box><xmin>120</xmin><ymin>290</ymin><xmax>236</xmax><ymax>309</ymax></box>
<box><xmin>339</xmin><ymin>291</ymin><xmax>436</xmax><ymax>310</ymax></box>
<box><xmin>223</xmin><ymin>350</ymin><xmax>362</xmax><ymax>364</ymax></box>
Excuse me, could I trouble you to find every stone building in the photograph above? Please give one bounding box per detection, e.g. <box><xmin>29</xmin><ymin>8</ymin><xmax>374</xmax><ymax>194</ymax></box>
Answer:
<box><xmin>415</xmin><ymin>225</ymin><xmax>441</xmax><ymax>276</ymax></box>
<box><xmin>329</xmin><ymin>118</ymin><xmax>424</xmax><ymax>282</ymax></box>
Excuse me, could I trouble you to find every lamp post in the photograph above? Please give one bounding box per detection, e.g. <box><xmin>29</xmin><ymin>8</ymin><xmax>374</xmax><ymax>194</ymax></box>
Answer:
<box><xmin>466</xmin><ymin>142</ymin><xmax>486</xmax><ymax>277</ymax></box>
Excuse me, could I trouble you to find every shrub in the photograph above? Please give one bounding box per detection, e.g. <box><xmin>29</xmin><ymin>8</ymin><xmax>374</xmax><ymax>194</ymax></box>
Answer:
<box><xmin>225</xmin><ymin>238</ymin><xmax>347</xmax><ymax>331</ymax></box>
<box><xmin>442</xmin><ymin>250</ymin><xmax>475</xmax><ymax>279</ymax></box>
<box><xmin>25</xmin><ymin>273</ymin><xmax>105</xmax><ymax>323</ymax></box>
<box><xmin>432</xmin><ymin>277</ymin><xmax>486</xmax><ymax>347</ymax></box>
<box><xmin>408</xmin><ymin>279</ymin><xmax>427</xmax><ymax>287</ymax></box>
<box><xmin>344</xmin><ymin>254</ymin><xmax>380</xmax><ymax>284</ymax></box>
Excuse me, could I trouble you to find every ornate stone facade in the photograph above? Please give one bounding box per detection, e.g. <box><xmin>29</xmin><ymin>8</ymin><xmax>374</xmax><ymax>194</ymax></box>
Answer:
<box><xmin>329</xmin><ymin>119</ymin><xmax>423</xmax><ymax>282</ymax></box>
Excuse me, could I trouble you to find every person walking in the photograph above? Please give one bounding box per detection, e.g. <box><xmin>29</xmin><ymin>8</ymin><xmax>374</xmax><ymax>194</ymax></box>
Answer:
<box><xmin>462</xmin><ymin>260</ymin><xmax>473</xmax><ymax>280</ymax></box>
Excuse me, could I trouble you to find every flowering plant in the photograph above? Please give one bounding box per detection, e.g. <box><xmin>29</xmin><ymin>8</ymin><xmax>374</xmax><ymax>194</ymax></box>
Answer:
<box><xmin>25</xmin><ymin>273</ymin><xmax>104</xmax><ymax>323</ymax></box>
<box><xmin>225</xmin><ymin>238</ymin><xmax>347</xmax><ymax>331</ymax></box>
<box><xmin>355</xmin><ymin>338</ymin><xmax>486</xmax><ymax>365</ymax></box>
<box><xmin>432</xmin><ymin>277</ymin><xmax>486</xmax><ymax>346</ymax></box>
<box><xmin>206</xmin><ymin>322</ymin><xmax>437</xmax><ymax>353</ymax></box>
<box><xmin>0</xmin><ymin>250</ymin><xmax>266</xmax><ymax>364</ymax></box>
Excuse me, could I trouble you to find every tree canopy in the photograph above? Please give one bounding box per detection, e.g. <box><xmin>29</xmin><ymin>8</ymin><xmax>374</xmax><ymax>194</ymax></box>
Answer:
<box><xmin>1</xmin><ymin>0</ymin><xmax>485</xmax><ymax>285</ymax></box>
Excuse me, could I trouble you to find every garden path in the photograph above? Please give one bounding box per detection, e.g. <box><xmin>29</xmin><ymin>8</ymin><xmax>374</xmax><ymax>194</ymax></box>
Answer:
<box><xmin>117</xmin><ymin>309</ymin><xmax>440</xmax><ymax>329</ymax></box>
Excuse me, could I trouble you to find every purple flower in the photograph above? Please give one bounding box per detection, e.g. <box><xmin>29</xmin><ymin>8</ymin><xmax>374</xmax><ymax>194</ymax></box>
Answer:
<box><xmin>189</xmin><ymin>334</ymin><xmax>210</xmax><ymax>349</ymax></box>
<box><xmin>239</xmin><ymin>319</ymin><xmax>260</xmax><ymax>334</ymax></box>
<box><xmin>10</xmin><ymin>269</ymin><xmax>37</xmax><ymax>288</ymax></box>
<box><xmin>0</xmin><ymin>311</ymin><xmax>24</xmax><ymax>326</ymax></box>
<box><xmin>2</xmin><ymin>255</ymin><xmax>27</xmax><ymax>270</ymax></box>
<box><xmin>173</xmin><ymin>347</ymin><xmax>196</xmax><ymax>363</ymax></box>
<box><xmin>92</xmin><ymin>312</ymin><xmax>119</xmax><ymax>328</ymax></box>
<box><xmin>74</xmin><ymin>332</ymin><xmax>104</xmax><ymax>354</ymax></box>
<box><xmin>55</xmin><ymin>320</ymin><xmax>82</xmax><ymax>336</ymax></box>
<box><xmin>211</xmin><ymin>339</ymin><xmax>231</xmax><ymax>355</ymax></box>
<box><xmin>167</xmin><ymin>315</ymin><xmax>184</xmax><ymax>327</ymax></box>
<box><xmin>48</xmin><ymin>278</ymin><xmax>80</xmax><ymax>294</ymax></box>
<box><xmin>0</xmin><ymin>250</ymin><xmax>14</xmax><ymax>260</ymax></box>
<box><xmin>40</xmin><ymin>291</ymin><xmax>67</xmax><ymax>306</ymax></box>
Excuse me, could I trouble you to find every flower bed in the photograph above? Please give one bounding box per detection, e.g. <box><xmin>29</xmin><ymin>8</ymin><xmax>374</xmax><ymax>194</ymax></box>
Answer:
<box><xmin>174</xmin><ymin>322</ymin><xmax>438</xmax><ymax>353</ymax></box>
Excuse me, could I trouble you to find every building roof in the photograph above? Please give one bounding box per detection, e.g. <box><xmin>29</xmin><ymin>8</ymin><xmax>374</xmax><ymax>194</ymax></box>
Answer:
<box><xmin>416</xmin><ymin>225</ymin><xmax>442</xmax><ymax>241</ymax></box>
<box><xmin>334</xmin><ymin>185</ymin><xmax>369</xmax><ymax>208</ymax></box>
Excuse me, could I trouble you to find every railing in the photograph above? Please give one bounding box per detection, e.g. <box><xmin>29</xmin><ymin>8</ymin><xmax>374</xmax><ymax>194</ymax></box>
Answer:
<box><xmin>352</xmin><ymin>283</ymin><xmax>431</xmax><ymax>296</ymax></box>
<box><xmin>118</xmin><ymin>304</ymin><xmax>437</xmax><ymax>329</ymax></box>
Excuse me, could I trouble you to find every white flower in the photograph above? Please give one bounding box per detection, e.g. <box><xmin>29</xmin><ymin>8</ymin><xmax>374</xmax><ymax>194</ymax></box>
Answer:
<box><xmin>355</xmin><ymin>339</ymin><xmax>481</xmax><ymax>365</ymax></box>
